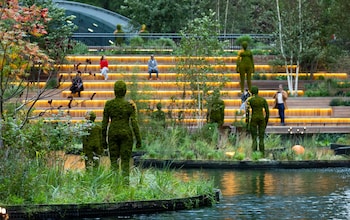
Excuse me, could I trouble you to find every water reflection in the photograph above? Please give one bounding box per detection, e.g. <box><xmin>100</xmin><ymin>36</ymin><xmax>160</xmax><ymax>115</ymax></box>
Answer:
<box><xmin>77</xmin><ymin>168</ymin><xmax>350</xmax><ymax>220</ymax></box>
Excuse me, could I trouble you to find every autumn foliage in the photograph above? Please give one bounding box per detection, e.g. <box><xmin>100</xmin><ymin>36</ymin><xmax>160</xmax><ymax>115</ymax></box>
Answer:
<box><xmin>0</xmin><ymin>0</ymin><xmax>51</xmax><ymax>80</ymax></box>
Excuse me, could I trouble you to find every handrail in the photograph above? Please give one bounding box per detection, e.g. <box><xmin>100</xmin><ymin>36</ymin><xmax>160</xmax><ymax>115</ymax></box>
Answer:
<box><xmin>71</xmin><ymin>33</ymin><xmax>274</xmax><ymax>48</ymax></box>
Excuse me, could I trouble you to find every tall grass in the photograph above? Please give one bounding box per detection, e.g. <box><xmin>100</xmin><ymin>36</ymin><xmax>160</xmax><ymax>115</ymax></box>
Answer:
<box><xmin>0</xmin><ymin>158</ymin><xmax>214</xmax><ymax>205</ymax></box>
<box><xmin>139</xmin><ymin>124</ymin><xmax>349</xmax><ymax>161</ymax></box>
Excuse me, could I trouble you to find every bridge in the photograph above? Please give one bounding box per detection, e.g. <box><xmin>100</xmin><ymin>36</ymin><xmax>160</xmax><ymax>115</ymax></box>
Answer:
<box><xmin>53</xmin><ymin>0</ymin><xmax>133</xmax><ymax>45</ymax></box>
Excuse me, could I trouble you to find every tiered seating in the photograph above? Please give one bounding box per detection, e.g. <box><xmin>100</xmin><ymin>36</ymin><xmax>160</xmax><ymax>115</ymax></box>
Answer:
<box><xmin>31</xmin><ymin>55</ymin><xmax>350</xmax><ymax>133</ymax></box>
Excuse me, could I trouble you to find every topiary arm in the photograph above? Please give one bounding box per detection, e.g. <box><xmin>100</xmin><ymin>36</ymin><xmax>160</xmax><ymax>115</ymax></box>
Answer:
<box><xmin>101</xmin><ymin>102</ymin><xmax>110</xmax><ymax>149</ymax></box>
<box><xmin>250</xmin><ymin>51</ymin><xmax>255</xmax><ymax>72</ymax></box>
<box><xmin>264</xmin><ymin>99</ymin><xmax>270</xmax><ymax>126</ymax></box>
<box><xmin>130</xmin><ymin>103</ymin><xmax>142</xmax><ymax>148</ymax></box>
<box><xmin>236</xmin><ymin>50</ymin><xmax>242</xmax><ymax>73</ymax></box>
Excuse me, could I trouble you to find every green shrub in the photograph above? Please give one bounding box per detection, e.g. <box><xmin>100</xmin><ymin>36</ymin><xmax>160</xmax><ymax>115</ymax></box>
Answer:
<box><xmin>70</xmin><ymin>41</ymin><xmax>89</xmax><ymax>54</ymax></box>
<box><xmin>46</xmin><ymin>77</ymin><xmax>58</xmax><ymax>89</ymax></box>
<box><xmin>235</xmin><ymin>35</ymin><xmax>254</xmax><ymax>47</ymax></box>
<box><xmin>155</xmin><ymin>38</ymin><xmax>177</xmax><ymax>48</ymax></box>
<box><xmin>130</xmin><ymin>36</ymin><xmax>144</xmax><ymax>47</ymax></box>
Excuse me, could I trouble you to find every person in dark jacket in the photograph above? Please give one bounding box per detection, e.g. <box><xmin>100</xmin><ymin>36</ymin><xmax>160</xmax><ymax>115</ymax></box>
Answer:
<box><xmin>70</xmin><ymin>73</ymin><xmax>84</xmax><ymax>97</ymax></box>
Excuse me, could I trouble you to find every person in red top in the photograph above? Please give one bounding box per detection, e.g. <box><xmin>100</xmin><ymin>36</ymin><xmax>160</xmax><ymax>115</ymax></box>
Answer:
<box><xmin>100</xmin><ymin>55</ymin><xmax>109</xmax><ymax>80</ymax></box>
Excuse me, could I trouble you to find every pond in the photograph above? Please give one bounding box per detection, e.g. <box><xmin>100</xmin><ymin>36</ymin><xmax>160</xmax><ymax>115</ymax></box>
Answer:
<box><xmin>91</xmin><ymin>168</ymin><xmax>350</xmax><ymax>220</ymax></box>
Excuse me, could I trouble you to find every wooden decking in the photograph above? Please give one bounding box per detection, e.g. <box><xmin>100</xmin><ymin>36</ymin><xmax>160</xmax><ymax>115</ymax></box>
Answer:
<box><xmin>30</xmin><ymin>55</ymin><xmax>350</xmax><ymax>134</ymax></box>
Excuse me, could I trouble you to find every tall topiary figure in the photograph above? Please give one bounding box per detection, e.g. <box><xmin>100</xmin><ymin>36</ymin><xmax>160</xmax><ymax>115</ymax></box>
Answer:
<box><xmin>236</xmin><ymin>41</ymin><xmax>254</xmax><ymax>93</ymax></box>
<box><xmin>83</xmin><ymin>111</ymin><xmax>103</xmax><ymax>168</ymax></box>
<box><xmin>102</xmin><ymin>80</ymin><xmax>141</xmax><ymax>183</ymax></box>
<box><xmin>113</xmin><ymin>24</ymin><xmax>125</xmax><ymax>46</ymax></box>
<box><xmin>246</xmin><ymin>86</ymin><xmax>269</xmax><ymax>155</ymax></box>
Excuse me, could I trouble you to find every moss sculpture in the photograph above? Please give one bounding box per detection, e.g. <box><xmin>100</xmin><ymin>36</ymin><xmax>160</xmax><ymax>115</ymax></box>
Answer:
<box><xmin>207</xmin><ymin>89</ymin><xmax>225</xmax><ymax>127</ymax></box>
<box><xmin>102</xmin><ymin>80</ymin><xmax>141</xmax><ymax>182</ymax></box>
<box><xmin>82</xmin><ymin>111</ymin><xmax>103</xmax><ymax>168</ymax></box>
<box><xmin>236</xmin><ymin>41</ymin><xmax>254</xmax><ymax>93</ymax></box>
<box><xmin>246</xmin><ymin>86</ymin><xmax>269</xmax><ymax>154</ymax></box>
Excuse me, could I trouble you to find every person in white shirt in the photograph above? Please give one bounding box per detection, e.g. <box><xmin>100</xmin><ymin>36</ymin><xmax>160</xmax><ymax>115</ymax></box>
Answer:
<box><xmin>148</xmin><ymin>54</ymin><xmax>159</xmax><ymax>80</ymax></box>
<box><xmin>273</xmin><ymin>84</ymin><xmax>288</xmax><ymax>126</ymax></box>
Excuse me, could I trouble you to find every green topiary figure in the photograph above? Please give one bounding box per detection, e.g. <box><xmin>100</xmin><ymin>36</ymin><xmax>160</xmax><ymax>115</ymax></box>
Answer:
<box><xmin>83</xmin><ymin>111</ymin><xmax>103</xmax><ymax>169</ymax></box>
<box><xmin>102</xmin><ymin>80</ymin><xmax>141</xmax><ymax>182</ymax></box>
<box><xmin>151</xmin><ymin>102</ymin><xmax>166</xmax><ymax>128</ymax></box>
<box><xmin>207</xmin><ymin>89</ymin><xmax>225</xmax><ymax>127</ymax></box>
<box><xmin>113</xmin><ymin>24</ymin><xmax>125</xmax><ymax>46</ymax></box>
<box><xmin>236</xmin><ymin>41</ymin><xmax>254</xmax><ymax>93</ymax></box>
<box><xmin>139</xmin><ymin>24</ymin><xmax>149</xmax><ymax>42</ymax></box>
<box><xmin>246</xmin><ymin>86</ymin><xmax>269</xmax><ymax>155</ymax></box>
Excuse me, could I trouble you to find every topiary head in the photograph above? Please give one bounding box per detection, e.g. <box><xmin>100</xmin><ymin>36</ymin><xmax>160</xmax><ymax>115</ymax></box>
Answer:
<box><xmin>242</xmin><ymin>41</ymin><xmax>248</xmax><ymax>49</ymax></box>
<box><xmin>251</xmin><ymin>86</ymin><xmax>259</xmax><ymax>95</ymax></box>
<box><xmin>85</xmin><ymin>111</ymin><xmax>96</xmax><ymax>122</ymax></box>
<box><xmin>114</xmin><ymin>80</ymin><xmax>127</xmax><ymax>98</ymax></box>
<box><xmin>156</xmin><ymin>102</ymin><xmax>162</xmax><ymax>110</ymax></box>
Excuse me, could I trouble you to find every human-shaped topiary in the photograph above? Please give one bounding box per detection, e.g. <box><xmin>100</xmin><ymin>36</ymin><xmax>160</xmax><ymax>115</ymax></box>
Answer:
<box><xmin>113</xmin><ymin>24</ymin><xmax>125</xmax><ymax>46</ymax></box>
<box><xmin>139</xmin><ymin>24</ymin><xmax>149</xmax><ymax>42</ymax></box>
<box><xmin>151</xmin><ymin>102</ymin><xmax>166</xmax><ymax>128</ymax></box>
<box><xmin>246</xmin><ymin>86</ymin><xmax>269</xmax><ymax>155</ymax></box>
<box><xmin>236</xmin><ymin>41</ymin><xmax>254</xmax><ymax>93</ymax></box>
<box><xmin>82</xmin><ymin>111</ymin><xmax>103</xmax><ymax>169</ymax></box>
<box><xmin>102</xmin><ymin>80</ymin><xmax>141</xmax><ymax>182</ymax></box>
<box><xmin>207</xmin><ymin>89</ymin><xmax>225</xmax><ymax>127</ymax></box>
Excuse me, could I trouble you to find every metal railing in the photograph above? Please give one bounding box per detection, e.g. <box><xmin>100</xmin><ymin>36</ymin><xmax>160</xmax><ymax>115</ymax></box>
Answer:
<box><xmin>71</xmin><ymin>33</ymin><xmax>274</xmax><ymax>49</ymax></box>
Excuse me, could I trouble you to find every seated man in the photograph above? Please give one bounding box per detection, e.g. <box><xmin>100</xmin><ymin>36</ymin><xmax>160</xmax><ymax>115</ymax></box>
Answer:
<box><xmin>148</xmin><ymin>54</ymin><xmax>159</xmax><ymax>80</ymax></box>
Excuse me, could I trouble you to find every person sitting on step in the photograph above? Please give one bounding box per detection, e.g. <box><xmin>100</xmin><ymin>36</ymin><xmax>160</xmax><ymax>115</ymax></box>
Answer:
<box><xmin>148</xmin><ymin>54</ymin><xmax>159</xmax><ymax>80</ymax></box>
<box><xmin>70</xmin><ymin>73</ymin><xmax>84</xmax><ymax>97</ymax></box>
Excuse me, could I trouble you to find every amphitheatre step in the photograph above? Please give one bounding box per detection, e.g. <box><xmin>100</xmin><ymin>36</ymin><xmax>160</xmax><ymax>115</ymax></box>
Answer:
<box><xmin>265</xmin><ymin>125</ymin><xmax>350</xmax><ymax>134</ymax></box>
<box><xmin>34</xmin><ymin>97</ymin><xmax>312</xmax><ymax>109</ymax></box>
<box><xmin>58</xmin><ymin>63</ymin><xmax>282</xmax><ymax>73</ymax></box>
<box><xmin>65</xmin><ymin>55</ymin><xmax>238</xmax><ymax>64</ymax></box>
<box><xmin>27</xmin><ymin>54</ymin><xmax>350</xmax><ymax>133</ymax></box>
<box><xmin>59</xmin><ymin>90</ymin><xmax>302</xmax><ymax>99</ymax></box>
<box><xmin>33</xmin><ymin>116</ymin><xmax>350</xmax><ymax>130</ymax></box>
<box><xmin>58</xmin><ymin>72</ymin><xmax>349</xmax><ymax>82</ymax></box>
<box><xmin>32</xmin><ymin>107</ymin><xmax>333</xmax><ymax>119</ymax></box>
<box><xmin>64</xmin><ymin>55</ymin><xmax>282</xmax><ymax>65</ymax></box>
<box><xmin>53</xmin><ymin>81</ymin><xmax>305</xmax><ymax>96</ymax></box>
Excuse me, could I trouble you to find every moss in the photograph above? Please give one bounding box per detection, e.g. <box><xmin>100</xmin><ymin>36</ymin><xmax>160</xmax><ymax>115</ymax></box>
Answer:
<box><xmin>83</xmin><ymin>111</ymin><xmax>103</xmax><ymax>168</ymax></box>
<box><xmin>207</xmin><ymin>89</ymin><xmax>225</xmax><ymax>127</ymax></box>
<box><xmin>102</xmin><ymin>80</ymin><xmax>141</xmax><ymax>179</ymax></box>
<box><xmin>247</xmin><ymin>86</ymin><xmax>270</xmax><ymax>154</ymax></box>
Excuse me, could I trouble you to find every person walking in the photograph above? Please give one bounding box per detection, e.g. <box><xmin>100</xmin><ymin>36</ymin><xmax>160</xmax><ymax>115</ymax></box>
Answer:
<box><xmin>273</xmin><ymin>84</ymin><xmax>288</xmax><ymax>126</ymax></box>
<box><xmin>100</xmin><ymin>55</ymin><xmax>109</xmax><ymax>80</ymax></box>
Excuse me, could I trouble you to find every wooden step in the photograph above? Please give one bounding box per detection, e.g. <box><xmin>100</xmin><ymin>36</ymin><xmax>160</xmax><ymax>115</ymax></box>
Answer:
<box><xmin>57</xmin><ymin>64</ymin><xmax>284</xmax><ymax>73</ymax></box>
<box><xmin>32</xmin><ymin>107</ymin><xmax>333</xmax><ymax>120</ymax></box>
<box><xmin>64</xmin><ymin>55</ymin><xmax>238</xmax><ymax>64</ymax></box>
<box><xmin>58</xmin><ymin>72</ymin><xmax>348</xmax><ymax>82</ymax></box>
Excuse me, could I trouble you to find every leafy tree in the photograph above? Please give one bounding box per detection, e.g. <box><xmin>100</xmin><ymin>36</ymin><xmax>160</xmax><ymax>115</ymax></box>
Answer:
<box><xmin>0</xmin><ymin>0</ymin><xmax>48</xmax><ymax>142</ymax></box>
<box><xmin>23</xmin><ymin>0</ymin><xmax>77</xmax><ymax>63</ymax></box>
<box><xmin>175</xmin><ymin>11</ymin><xmax>228</xmax><ymax>128</ymax></box>
<box><xmin>0</xmin><ymin>0</ymin><xmax>75</xmax><ymax>148</ymax></box>
<box><xmin>275</xmin><ymin>0</ymin><xmax>335</xmax><ymax>96</ymax></box>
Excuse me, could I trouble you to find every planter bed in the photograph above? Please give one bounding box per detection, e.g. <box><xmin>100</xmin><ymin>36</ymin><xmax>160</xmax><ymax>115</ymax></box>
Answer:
<box><xmin>3</xmin><ymin>190</ymin><xmax>220</xmax><ymax>219</ymax></box>
<box><xmin>134</xmin><ymin>158</ymin><xmax>350</xmax><ymax>169</ymax></box>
